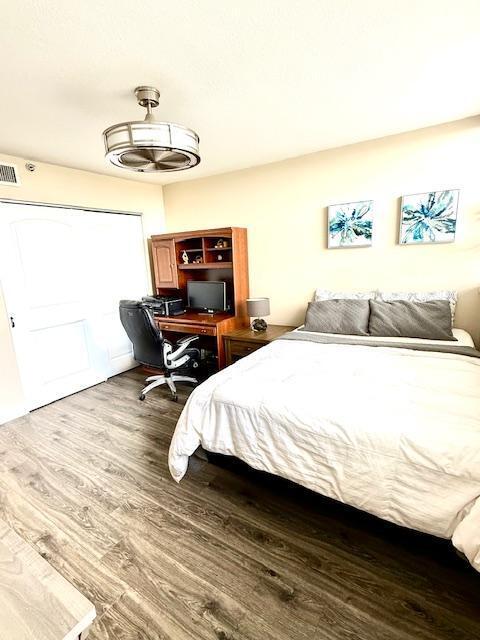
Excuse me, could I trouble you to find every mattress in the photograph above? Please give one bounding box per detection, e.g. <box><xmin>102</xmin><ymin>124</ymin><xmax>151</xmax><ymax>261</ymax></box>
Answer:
<box><xmin>169</xmin><ymin>328</ymin><xmax>480</xmax><ymax>572</ymax></box>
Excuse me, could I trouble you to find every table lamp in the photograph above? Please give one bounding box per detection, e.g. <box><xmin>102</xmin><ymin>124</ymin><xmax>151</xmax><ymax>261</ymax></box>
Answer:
<box><xmin>247</xmin><ymin>297</ymin><xmax>270</xmax><ymax>332</ymax></box>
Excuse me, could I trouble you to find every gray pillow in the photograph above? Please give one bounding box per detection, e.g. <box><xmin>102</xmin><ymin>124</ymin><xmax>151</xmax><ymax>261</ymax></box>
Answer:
<box><xmin>304</xmin><ymin>299</ymin><xmax>369</xmax><ymax>335</ymax></box>
<box><xmin>368</xmin><ymin>300</ymin><xmax>456</xmax><ymax>341</ymax></box>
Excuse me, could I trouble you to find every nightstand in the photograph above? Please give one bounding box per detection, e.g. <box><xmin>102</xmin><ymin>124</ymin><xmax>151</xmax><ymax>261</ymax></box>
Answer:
<box><xmin>223</xmin><ymin>325</ymin><xmax>296</xmax><ymax>366</ymax></box>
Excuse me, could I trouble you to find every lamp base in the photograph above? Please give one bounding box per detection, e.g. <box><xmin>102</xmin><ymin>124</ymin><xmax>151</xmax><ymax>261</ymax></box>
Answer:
<box><xmin>251</xmin><ymin>318</ymin><xmax>267</xmax><ymax>332</ymax></box>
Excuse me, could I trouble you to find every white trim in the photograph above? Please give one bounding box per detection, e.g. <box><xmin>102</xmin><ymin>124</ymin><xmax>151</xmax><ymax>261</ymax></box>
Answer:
<box><xmin>63</xmin><ymin>606</ymin><xmax>96</xmax><ymax>640</ymax></box>
<box><xmin>0</xmin><ymin>197</ymin><xmax>141</xmax><ymax>216</ymax></box>
<box><xmin>0</xmin><ymin>404</ymin><xmax>29</xmax><ymax>426</ymax></box>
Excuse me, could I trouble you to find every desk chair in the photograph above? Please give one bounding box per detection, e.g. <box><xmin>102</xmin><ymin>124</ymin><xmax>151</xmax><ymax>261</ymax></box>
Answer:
<box><xmin>119</xmin><ymin>300</ymin><xmax>200</xmax><ymax>402</ymax></box>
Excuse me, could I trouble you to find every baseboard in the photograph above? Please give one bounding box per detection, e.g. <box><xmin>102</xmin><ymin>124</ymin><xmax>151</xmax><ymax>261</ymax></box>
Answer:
<box><xmin>0</xmin><ymin>405</ymin><xmax>28</xmax><ymax>426</ymax></box>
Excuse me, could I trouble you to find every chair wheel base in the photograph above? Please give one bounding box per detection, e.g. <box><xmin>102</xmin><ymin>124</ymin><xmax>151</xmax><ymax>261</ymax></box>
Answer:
<box><xmin>139</xmin><ymin>393</ymin><xmax>146</xmax><ymax>401</ymax></box>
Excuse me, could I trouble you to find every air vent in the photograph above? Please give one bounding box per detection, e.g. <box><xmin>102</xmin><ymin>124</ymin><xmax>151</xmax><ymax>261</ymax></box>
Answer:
<box><xmin>0</xmin><ymin>162</ymin><xmax>20</xmax><ymax>186</ymax></box>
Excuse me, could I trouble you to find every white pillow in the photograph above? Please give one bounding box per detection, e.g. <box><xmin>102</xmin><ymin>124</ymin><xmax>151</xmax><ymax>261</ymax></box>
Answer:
<box><xmin>314</xmin><ymin>288</ymin><xmax>376</xmax><ymax>302</ymax></box>
<box><xmin>376</xmin><ymin>290</ymin><xmax>457</xmax><ymax>322</ymax></box>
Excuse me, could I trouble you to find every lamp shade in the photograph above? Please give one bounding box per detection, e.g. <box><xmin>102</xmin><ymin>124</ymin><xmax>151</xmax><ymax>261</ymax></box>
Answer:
<box><xmin>247</xmin><ymin>297</ymin><xmax>270</xmax><ymax>317</ymax></box>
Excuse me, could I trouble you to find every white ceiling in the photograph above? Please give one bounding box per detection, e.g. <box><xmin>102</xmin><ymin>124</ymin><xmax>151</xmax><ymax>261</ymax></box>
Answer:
<box><xmin>1</xmin><ymin>0</ymin><xmax>479</xmax><ymax>185</ymax></box>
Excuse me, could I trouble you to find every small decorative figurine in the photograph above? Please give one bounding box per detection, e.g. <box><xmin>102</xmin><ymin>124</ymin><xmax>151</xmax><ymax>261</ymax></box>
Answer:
<box><xmin>214</xmin><ymin>239</ymin><xmax>226</xmax><ymax>249</ymax></box>
<box><xmin>217</xmin><ymin>254</ymin><xmax>223</xmax><ymax>261</ymax></box>
<box><xmin>193</xmin><ymin>255</ymin><xmax>203</xmax><ymax>264</ymax></box>
<box><xmin>182</xmin><ymin>250</ymin><xmax>189</xmax><ymax>264</ymax></box>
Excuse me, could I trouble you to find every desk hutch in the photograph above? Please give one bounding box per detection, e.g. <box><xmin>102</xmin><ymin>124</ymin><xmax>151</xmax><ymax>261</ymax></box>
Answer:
<box><xmin>150</xmin><ymin>227</ymin><xmax>249</xmax><ymax>368</ymax></box>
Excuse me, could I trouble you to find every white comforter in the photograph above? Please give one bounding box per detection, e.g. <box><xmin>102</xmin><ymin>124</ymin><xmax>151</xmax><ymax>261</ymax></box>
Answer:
<box><xmin>169</xmin><ymin>330</ymin><xmax>480</xmax><ymax>572</ymax></box>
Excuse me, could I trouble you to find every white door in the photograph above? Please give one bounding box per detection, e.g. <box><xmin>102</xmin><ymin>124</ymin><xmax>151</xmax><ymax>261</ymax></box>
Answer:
<box><xmin>83</xmin><ymin>210</ymin><xmax>149</xmax><ymax>376</ymax></box>
<box><xmin>0</xmin><ymin>203</ymin><xmax>148</xmax><ymax>410</ymax></box>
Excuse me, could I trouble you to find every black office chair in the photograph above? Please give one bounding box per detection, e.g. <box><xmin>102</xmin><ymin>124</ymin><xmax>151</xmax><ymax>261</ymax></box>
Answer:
<box><xmin>119</xmin><ymin>300</ymin><xmax>200</xmax><ymax>402</ymax></box>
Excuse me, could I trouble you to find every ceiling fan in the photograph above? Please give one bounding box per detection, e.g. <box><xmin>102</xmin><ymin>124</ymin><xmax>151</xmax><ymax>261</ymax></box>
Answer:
<box><xmin>103</xmin><ymin>86</ymin><xmax>200</xmax><ymax>172</ymax></box>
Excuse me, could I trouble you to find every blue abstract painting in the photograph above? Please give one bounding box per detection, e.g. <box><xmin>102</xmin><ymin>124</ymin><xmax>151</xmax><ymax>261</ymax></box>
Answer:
<box><xmin>400</xmin><ymin>190</ymin><xmax>459</xmax><ymax>245</ymax></box>
<box><xmin>328</xmin><ymin>200</ymin><xmax>373</xmax><ymax>248</ymax></box>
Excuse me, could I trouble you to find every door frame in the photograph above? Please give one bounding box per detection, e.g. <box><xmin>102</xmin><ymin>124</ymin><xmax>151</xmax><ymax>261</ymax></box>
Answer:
<box><xmin>0</xmin><ymin>197</ymin><xmax>142</xmax><ymax>218</ymax></box>
<box><xmin>0</xmin><ymin>198</ymin><xmax>147</xmax><ymax>422</ymax></box>
<box><xmin>0</xmin><ymin>278</ymin><xmax>29</xmax><ymax>424</ymax></box>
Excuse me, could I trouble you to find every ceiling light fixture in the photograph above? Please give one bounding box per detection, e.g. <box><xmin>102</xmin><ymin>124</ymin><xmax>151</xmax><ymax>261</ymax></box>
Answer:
<box><xmin>103</xmin><ymin>86</ymin><xmax>200</xmax><ymax>172</ymax></box>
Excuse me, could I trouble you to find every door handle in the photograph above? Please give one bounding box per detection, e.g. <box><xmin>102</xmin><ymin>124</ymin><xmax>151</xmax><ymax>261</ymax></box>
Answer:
<box><xmin>10</xmin><ymin>315</ymin><xmax>15</xmax><ymax>328</ymax></box>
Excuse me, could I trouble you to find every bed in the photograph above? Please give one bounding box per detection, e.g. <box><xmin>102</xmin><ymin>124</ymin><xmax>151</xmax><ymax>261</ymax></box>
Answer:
<box><xmin>168</xmin><ymin>327</ymin><xmax>480</xmax><ymax>572</ymax></box>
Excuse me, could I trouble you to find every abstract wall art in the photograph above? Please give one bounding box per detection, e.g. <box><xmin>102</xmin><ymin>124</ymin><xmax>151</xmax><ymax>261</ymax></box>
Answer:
<box><xmin>328</xmin><ymin>200</ymin><xmax>374</xmax><ymax>248</ymax></box>
<box><xmin>399</xmin><ymin>190</ymin><xmax>459</xmax><ymax>245</ymax></box>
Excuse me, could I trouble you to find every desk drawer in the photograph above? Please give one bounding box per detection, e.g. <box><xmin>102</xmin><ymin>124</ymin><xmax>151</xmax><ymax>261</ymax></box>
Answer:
<box><xmin>158</xmin><ymin>321</ymin><xmax>216</xmax><ymax>336</ymax></box>
<box><xmin>227</xmin><ymin>340</ymin><xmax>264</xmax><ymax>358</ymax></box>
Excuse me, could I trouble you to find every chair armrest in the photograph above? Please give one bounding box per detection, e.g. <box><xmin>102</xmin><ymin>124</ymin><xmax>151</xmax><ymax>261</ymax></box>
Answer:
<box><xmin>168</xmin><ymin>334</ymin><xmax>199</xmax><ymax>362</ymax></box>
<box><xmin>176</xmin><ymin>335</ymin><xmax>199</xmax><ymax>347</ymax></box>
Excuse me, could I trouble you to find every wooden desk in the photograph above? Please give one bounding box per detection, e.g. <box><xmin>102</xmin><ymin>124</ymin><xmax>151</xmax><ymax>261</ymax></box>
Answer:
<box><xmin>155</xmin><ymin>311</ymin><xmax>241</xmax><ymax>369</ymax></box>
<box><xmin>0</xmin><ymin>518</ymin><xmax>96</xmax><ymax>640</ymax></box>
<box><xmin>223</xmin><ymin>325</ymin><xmax>296</xmax><ymax>366</ymax></box>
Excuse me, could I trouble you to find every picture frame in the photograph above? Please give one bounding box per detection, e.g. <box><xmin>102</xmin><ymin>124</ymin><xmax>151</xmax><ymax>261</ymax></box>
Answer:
<box><xmin>327</xmin><ymin>200</ymin><xmax>374</xmax><ymax>249</ymax></box>
<box><xmin>399</xmin><ymin>190</ymin><xmax>459</xmax><ymax>245</ymax></box>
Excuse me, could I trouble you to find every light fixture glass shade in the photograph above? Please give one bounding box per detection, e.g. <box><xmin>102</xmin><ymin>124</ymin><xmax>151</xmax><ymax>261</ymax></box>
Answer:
<box><xmin>103</xmin><ymin>86</ymin><xmax>200</xmax><ymax>172</ymax></box>
<box><xmin>103</xmin><ymin>121</ymin><xmax>200</xmax><ymax>172</ymax></box>
<box><xmin>247</xmin><ymin>297</ymin><xmax>270</xmax><ymax>317</ymax></box>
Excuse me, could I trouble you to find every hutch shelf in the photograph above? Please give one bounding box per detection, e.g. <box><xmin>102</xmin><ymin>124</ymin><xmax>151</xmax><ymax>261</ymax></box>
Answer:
<box><xmin>150</xmin><ymin>227</ymin><xmax>249</xmax><ymax>368</ymax></box>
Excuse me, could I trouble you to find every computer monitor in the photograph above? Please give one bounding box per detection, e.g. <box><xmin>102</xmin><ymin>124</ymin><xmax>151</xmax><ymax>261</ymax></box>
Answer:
<box><xmin>187</xmin><ymin>280</ymin><xmax>227</xmax><ymax>313</ymax></box>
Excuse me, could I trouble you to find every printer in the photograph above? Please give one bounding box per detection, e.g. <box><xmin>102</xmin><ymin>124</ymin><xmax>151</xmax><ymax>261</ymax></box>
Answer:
<box><xmin>141</xmin><ymin>295</ymin><xmax>185</xmax><ymax>316</ymax></box>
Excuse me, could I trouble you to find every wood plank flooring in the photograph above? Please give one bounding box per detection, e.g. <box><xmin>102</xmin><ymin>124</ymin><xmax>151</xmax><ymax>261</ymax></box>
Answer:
<box><xmin>0</xmin><ymin>517</ymin><xmax>95</xmax><ymax>640</ymax></box>
<box><xmin>0</xmin><ymin>369</ymin><xmax>478</xmax><ymax>640</ymax></box>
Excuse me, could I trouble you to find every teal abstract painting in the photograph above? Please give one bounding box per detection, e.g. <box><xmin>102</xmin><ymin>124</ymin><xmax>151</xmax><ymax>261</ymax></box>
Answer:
<box><xmin>328</xmin><ymin>200</ymin><xmax>373</xmax><ymax>248</ymax></box>
<box><xmin>400</xmin><ymin>190</ymin><xmax>459</xmax><ymax>245</ymax></box>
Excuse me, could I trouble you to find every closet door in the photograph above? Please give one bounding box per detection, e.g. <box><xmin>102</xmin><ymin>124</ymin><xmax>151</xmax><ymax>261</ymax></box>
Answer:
<box><xmin>0</xmin><ymin>205</ymin><xmax>106</xmax><ymax>409</ymax></box>
<box><xmin>0</xmin><ymin>203</ymin><xmax>148</xmax><ymax>410</ymax></box>
<box><xmin>85</xmin><ymin>210</ymin><xmax>149</xmax><ymax>376</ymax></box>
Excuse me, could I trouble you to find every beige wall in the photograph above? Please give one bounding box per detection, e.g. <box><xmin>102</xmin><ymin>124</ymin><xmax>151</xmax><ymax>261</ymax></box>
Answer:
<box><xmin>0</xmin><ymin>153</ymin><xmax>165</xmax><ymax>422</ymax></box>
<box><xmin>164</xmin><ymin>117</ymin><xmax>480</xmax><ymax>345</ymax></box>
